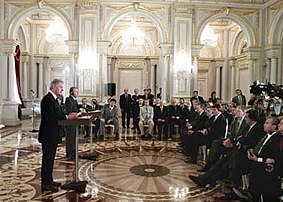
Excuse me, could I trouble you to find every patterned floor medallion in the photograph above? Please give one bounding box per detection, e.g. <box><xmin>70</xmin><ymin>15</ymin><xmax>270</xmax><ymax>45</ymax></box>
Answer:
<box><xmin>79</xmin><ymin>150</ymin><xmax>218</xmax><ymax>201</ymax></box>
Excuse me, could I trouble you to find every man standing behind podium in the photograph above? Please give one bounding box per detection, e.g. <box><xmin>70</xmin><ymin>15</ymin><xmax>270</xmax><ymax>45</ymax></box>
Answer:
<box><xmin>39</xmin><ymin>79</ymin><xmax>78</xmax><ymax>192</ymax></box>
<box><xmin>64</xmin><ymin>87</ymin><xmax>80</xmax><ymax>161</ymax></box>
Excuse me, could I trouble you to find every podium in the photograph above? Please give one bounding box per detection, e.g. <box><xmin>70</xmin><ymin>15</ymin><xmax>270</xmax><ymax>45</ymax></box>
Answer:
<box><xmin>58</xmin><ymin>111</ymin><xmax>100</xmax><ymax>192</ymax></box>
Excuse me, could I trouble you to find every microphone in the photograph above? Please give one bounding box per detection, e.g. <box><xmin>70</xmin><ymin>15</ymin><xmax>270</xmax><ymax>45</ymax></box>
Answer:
<box><xmin>30</xmin><ymin>90</ymin><xmax>35</xmax><ymax>93</ymax></box>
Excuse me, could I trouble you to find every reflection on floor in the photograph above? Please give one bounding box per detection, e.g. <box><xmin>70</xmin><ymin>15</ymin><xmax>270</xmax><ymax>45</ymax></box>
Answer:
<box><xmin>0</xmin><ymin>119</ymin><xmax>233</xmax><ymax>201</ymax></box>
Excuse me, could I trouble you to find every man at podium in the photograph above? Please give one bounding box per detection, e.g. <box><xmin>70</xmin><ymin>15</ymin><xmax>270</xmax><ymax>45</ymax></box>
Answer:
<box><xmin>38</xmin><ymin>79</ymin><xmax>78</xmax><ymax>192</ymax></box>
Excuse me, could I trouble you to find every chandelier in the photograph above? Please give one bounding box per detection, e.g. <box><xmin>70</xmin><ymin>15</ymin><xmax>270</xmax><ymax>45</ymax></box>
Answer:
<box><xmin>45</xmin><ymin>16</ymin><xmax>68</xmax><ymax>44</ymax></box>
<box><xmin>200</xmin><ymin>24</ymin><xmax>218</xmax><ymax>46</ymax></box>
<box><xmin>174</xmin><ymin>50</ymin><xmax>191</xmax><ymax>73</ymax></box>
<box><xmin>122</xmin><ymin>22</ymin><xmax>145</xmax><ymax>46</ymax></box>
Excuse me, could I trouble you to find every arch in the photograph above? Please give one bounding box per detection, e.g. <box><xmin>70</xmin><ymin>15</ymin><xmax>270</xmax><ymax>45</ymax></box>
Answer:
<box><xmin>16</xmin><ymin>25</ymin><xmax>28</xmax><ymax>51</ymax></box>
<box><xmin>231</xmin><ymin>30</ymin><xmax>247</xmax><ymax>55</ymax></box>
<box><xmin>196</xmin><ymin>13</ymin><xmax>255</xmax><ymax>47</ymax></box>
<box><xmin>269</xmin><ymin>9</ymin><xmax>283</xmax><ymax>45</ymax></box>
<box><xmin>8</xmin><ymin>5</ymin><xmax>72</xmax><ymax>40</ymax></box>
<box><xmin>103</xmin><ymin>7</ymin><xmax>167</xmax><ymax>43</ymax></box>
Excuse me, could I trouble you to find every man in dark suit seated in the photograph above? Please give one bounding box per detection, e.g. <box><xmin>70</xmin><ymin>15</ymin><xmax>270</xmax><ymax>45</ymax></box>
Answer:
<box><xmin>191</xmin><ymin>90</ymin><xmax>205</xmax><ymax>104</ymax></box>
<box><xmin>181</xmin><ymin>103</ymin><xmax>208</xmax><ymax>163</ymax></box>
<box><xmin>100</xmin><ymin>98</ymin><xmax>119</xmax><ymax>140</ymax></box>
<box><xmin>168</xmin><ymin>98</ymin><xmax>181</xmax><ymax>138</ymax></box>
<box><xmin>64</xmin><ymin>87</ymin><xmax>80</xmax><ymax>161</ymax></box>
<box><xmin>39</xmin><ymin>79</ymin><xmax>78</xmax><ymax>192</ymax></box>
<box><xmin>78</xmin><ymin>98</ymin><xmax>93</xmax><ymax>111</ymax></box>
<box><xmin>132</xmin><ymin>98</ymin><xmax>144</xmax><ymax>133</ymax></box>
<box><xmin>205</xmin><ymin>103</ymin><xmax>226</xmax><ymax>150</ymax></box>
<box><xmin>199</xmin><ymin>106</ymin><xmax>249</xmax><ymax>172</ymax></box>
<box><xmin>189</xmin><ymin>109</ymin><xmax>266</xmax><ymax>190</ymax></box>
<box><xmin>90</xmin><ymin>98</ymin><xmax>103</xmax><ymax>139</ymax></box>
<box><xmin>154</xmin><ymin>99</ymin><xmax>169</xmax><ymax>140</ymax></box>
<box><xmin>78</xmin><ymin>98</ymin><xmax>92</xmax><ymax>137</ymax></box>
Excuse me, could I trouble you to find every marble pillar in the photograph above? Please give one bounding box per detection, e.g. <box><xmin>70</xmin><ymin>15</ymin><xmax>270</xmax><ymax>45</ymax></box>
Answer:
<box><xmin>270</xmin><ymin>58</ymin><xmax>277</xmax><ymax>83</ymax></box>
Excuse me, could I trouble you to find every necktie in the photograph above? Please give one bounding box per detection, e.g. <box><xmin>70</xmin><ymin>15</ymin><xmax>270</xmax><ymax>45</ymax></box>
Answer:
<box><xmin>161</xmin><ymin>107</ymin><xmax>163</xmax><ymax>114</ymax></box>
<box><xmin>235</xmin><ymin>120</ymin><xmax>240</xmax><ymax>134</ymax></box>
<box><xmin>253</xmin><ymin>134</ymin><xmax>268</xmax><ymax>154</ymax></box>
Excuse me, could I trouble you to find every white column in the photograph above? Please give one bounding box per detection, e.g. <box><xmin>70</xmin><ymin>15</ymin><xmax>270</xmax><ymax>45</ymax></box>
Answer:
<box><xmin>38</xmin><ymin>63</ymin><xmax>43</xmax><ymax>97</ymax></box>
<box><xmin>270</xmin><ymin>58</ymin><xmax>277</xmax><ymax>83</ymax></box>
<box><xmin>265</xmin><ymin>59</ymin><xmax>271</xmax><ymax>83</ymax></box>
<box><xmin>145</xmin><ymin>57</ymin><xmax>151</xmax><ymax>87</ymax></box>
<box><xmin>248</xmin><ymin>59</ymin><xmax>254</xmax><ymax>86</ymax></box>
<box><xmin>216</xmin><ymin>67</ymin><xmax>221</xmax><ymax>96</ymax></box>
<box><xmin>1</xmin><ymin>41</ymin><xmax>20</xmax><ymax>125</ymax></box>
<box><xmin>30</xmin><ymin>23</ymin><xmax>36</xmax><ymax>94</ymax></box>
<box><xmin>161</xmin><ymin>55</ymin><xmax>168</xmax><ymax>100</ymax></box>
<box><xmin>222</xmin><ymin>29</ymin><xmax>229</xmax><ymax>101</ymax></box>
<box><xmin>230</xmin><ymin>64</ymin><xmax>235</xmax><ymax>100</ymax></box>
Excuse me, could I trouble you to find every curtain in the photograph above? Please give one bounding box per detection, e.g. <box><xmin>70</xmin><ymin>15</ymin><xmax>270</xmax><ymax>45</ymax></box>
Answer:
<box><xmin>14</xmin><ymin>45</ymin><xmax>25</xmax><ymax>107</ymax></box>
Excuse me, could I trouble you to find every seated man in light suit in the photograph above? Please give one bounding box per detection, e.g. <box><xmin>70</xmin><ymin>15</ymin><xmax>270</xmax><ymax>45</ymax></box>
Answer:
<box><xmin>100</xmin><ymin>98</ymin><xmax>119</xmax><ymax>140</ymax></box>
<box><xmin>139</xmin><ymin>99</ymin><xmax>154</xmax><ymax>139</ymax></box>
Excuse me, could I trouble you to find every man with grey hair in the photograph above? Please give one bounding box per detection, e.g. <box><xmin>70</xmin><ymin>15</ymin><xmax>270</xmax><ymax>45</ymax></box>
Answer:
<box><xmin>39</xmin><ymin>79</ymin><xmax>78</xmax><ymax>192</ymax></box>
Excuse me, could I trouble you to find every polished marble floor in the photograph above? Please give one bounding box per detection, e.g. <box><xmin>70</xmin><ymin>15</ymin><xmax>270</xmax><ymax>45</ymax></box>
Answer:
<box><xmin>0</xmin><ymin>119</ymin><xmax>235</xmax><ymax>201</ymax></box>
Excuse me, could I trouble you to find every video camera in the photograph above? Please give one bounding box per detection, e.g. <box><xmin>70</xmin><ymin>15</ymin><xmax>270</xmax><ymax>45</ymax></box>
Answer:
<box><xmin>250</xmin><ymin>81</ymin><xmax>283</xmax><ymax>99</ymax></box>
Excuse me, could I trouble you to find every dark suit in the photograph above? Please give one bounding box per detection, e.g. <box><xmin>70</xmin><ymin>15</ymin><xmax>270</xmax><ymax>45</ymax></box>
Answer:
<box><xmin>91</xmin><ymin>104</ymin><xmax>103</xmax><ymax>137</ymax></box>
<box><xmin>39</xmin><ymin>92</ymin><xmax>66</xmax><ymax>186</ymax></box>
<box><xmin>206</xmin><ymin>113</ymin><xmax>226</xmax><ymax>148</ymax></box>
<box><xmin>132</xmin><ymin>94</ymin><xmax>141</xmax><ymax>106</ymax></box>
<box><xmin>154</xmin><ymin>106</ymin><xmax>169</xmax><ymax>139</ymax></box>
<box><xmin>250</xmin><ymin>132</ymin><xmax>282</xmax><ymax>202</ymax></box>
<box><xmin>119</xmin><ymin>93</ymin><xmax>132</xmax><ymax>128</ymax></box>
<box><xmin>64</xmin><ymin>96</ymin><xmax>79</xmax><ymax>160</ymax></box>
<box><xmin>168</xmin><ymin>105</ymin><xmax>182</xmax><ymax>137</ymax></box>
<box><xmin>132</xmin><ymin>104</ymin><xmax>142</xmax><ymax>130</ymax></box>
<box><xmin>78</xmin><ymin>103</ymin><xmax>93</xmax><ymax>111</ymax></box>
<box><xmin>191</xmin><ymin>96</ymin><xmax>205</xmax><ymax>103</ymax></box>
<box><xmin>196</xmin><ymin>122</ymin><xmax>265</xmax><ymax>186</ymax></box>
<box><xmin>182</xmin><ymin>112</ymin><xmax>208</xmax><ymax>162</ymax></box>
<box><xmin>232</xmin><ymin>95</ymin><xmax>246</xmax><ymax>106</ymax></box>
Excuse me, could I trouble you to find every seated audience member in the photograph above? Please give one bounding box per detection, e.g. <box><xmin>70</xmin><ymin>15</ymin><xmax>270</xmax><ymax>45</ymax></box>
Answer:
<box><xmin>181</xmin><ymin>98</ymin><xmax>198</xmax><ymax>126</ymax></box>
<box><xmin>91</xmin><ymin>98</ymin><xmax>103</xmax><ymax>138</ymax></box>
<box><xmin>233</xmin><ymin>117</ymin><xmax>282</xmax><ymax>202</ymax></box>
<box><xmin>139</xmin><ymin>99</ymin><xmax>154</xmax><ymax>139</ymax></box>
<box><xmin>255</xmin><ymin>99</ymin><xmax>267</xmax><ymax>125</ymax></box>
<box><xmin>132</xmin><ymin>98</ymin><xmax>143</xmax><ymax>132</ymax></box>
<box><xmin>222</xmin><ymin>102</ymin><xmax>237</xmax><ymax>129</ymax></box>
<box><xmin>78</xmin><ymin>98</ymin><xmax>92</xmax><ymax>137</ymax></box>
<box><xmin>100</xmin><ymin>98</ymin><xmax>119</xmax><ymax>140</ymax></box>
<box><xmin>191</xmin><ymin>90</ymin><xmax>205</xmax><ymax>104</ymax></box>
<box><xmin>153</xmin><ymin>98</ymin><xmax>161</xmax><ymax>134</ymax></box>
<box><xmin>182</xmin><ymin>103</ymin><xmax>208</xmax><ymax>164</ymax></box>
<box><xmin>179</xmin><ymin>98</ymin><xmax>187</xmax><ymax>127</ymax></box>
<box><xmin>154</xmin><ymin>99</ymin><xmax>169</xmax><ymax>140</ymax></box>
<box><xmin>205</xmin><ymin>104</ymin><xmax>226</xmax><ymax>149</ymax></box>
<box><xmin>78</xmin><ymin>98</ymin><xmax>93</xmax><ymax>111</ymax></box>
<box><xmin>168</xmin><ymin>98</ymin><xmax>181</xmax><ymax>137</ymax></box>
<box><xmin>199</xmin><ymin>107</ymin><xmax>249</xmax><ymax>172</ymax></box>
<box><xmin>232</xmin><ymin>88</ymin><xmax>246</xmax><ymax>106</ymax></box>
<box><xmin>188</xmin><ymin>114</ymin><xmax>269</xmax><ymax>193</ymax></box>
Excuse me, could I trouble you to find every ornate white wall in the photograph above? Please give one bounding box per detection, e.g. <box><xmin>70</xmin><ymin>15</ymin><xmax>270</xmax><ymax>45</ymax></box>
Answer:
<box><xmin>0</xmin><ymin>0</ymin><xmax>283</xmax><ymax>124</ymax></box>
